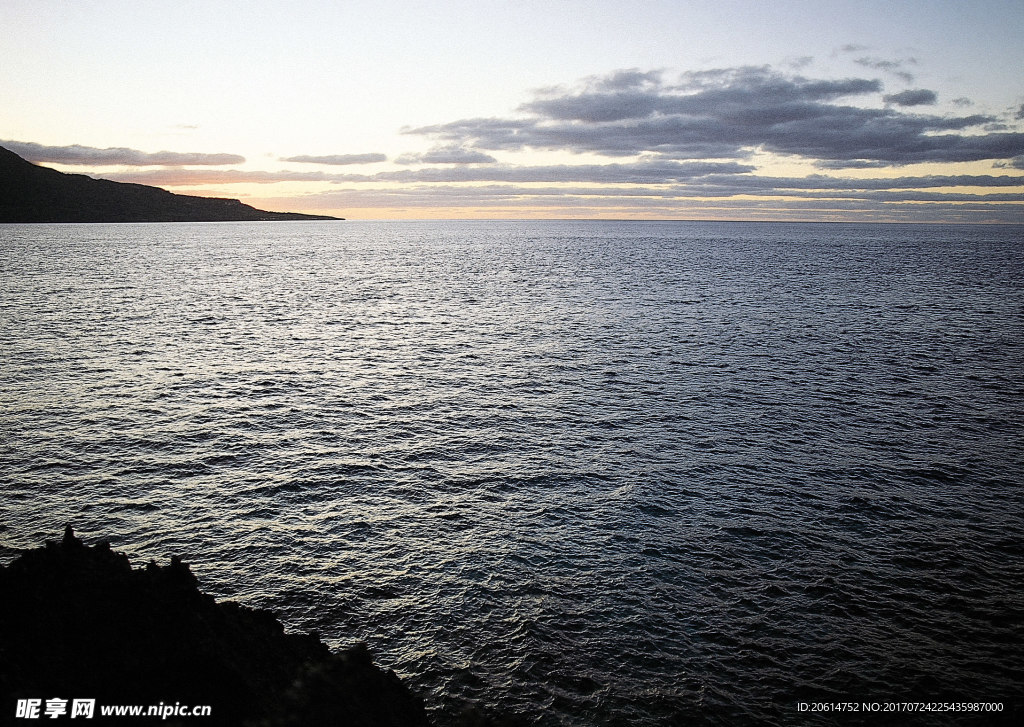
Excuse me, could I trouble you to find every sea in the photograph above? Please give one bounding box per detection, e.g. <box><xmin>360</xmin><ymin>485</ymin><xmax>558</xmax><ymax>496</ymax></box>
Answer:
<box><xmin>1</xmin><ymin>220</ymin><xmax>1022</xmax><ymax>725</ymax></box>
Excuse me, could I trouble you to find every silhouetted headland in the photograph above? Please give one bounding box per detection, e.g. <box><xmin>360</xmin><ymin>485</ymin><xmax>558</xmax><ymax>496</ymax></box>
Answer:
<box><xmin>0</xmin><ymin>526</ymin><xmax>426</xmax><ymax>726</ymax></box>
<box><xmin>0</xmin><ymin>146</ymin><xmax>341</xmax><ymax>222</ymax></box>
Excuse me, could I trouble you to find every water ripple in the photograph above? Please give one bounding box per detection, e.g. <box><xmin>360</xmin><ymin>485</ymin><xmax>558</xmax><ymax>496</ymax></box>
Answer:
<box><xmin>2</xmin><ymin>220</ymin><xmax>1023</xmax><ymax>725</ymax></box>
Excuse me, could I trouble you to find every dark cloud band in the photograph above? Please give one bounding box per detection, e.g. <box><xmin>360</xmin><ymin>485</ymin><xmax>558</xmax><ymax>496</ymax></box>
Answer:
<box><xmin>280</xmin><ymin>153</ymin><xmax>387</xmax><ymax>165</ymax></box>
<box><xmin>1</xmin><ymin>140</ymin><xmax>244</xmax><ymax>166</ymax></box>
<box><xmin>406</xmin><ymin>66</ymin><xmax>1023</xmax><ymax>167</ymax></box>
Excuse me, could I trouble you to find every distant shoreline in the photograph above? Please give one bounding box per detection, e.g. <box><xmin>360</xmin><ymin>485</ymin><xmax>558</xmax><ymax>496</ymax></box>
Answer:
<box><xmin>0</xmin><ymin>145</ymin><xmax>343</xmax><ymax>223</ymax></box>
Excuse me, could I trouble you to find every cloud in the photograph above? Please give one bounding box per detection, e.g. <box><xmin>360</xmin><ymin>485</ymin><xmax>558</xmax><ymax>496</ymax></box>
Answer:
<box><xmin>814</xmin><ymin>159</ymin><xmax>894</xmax><ymax>170</ymax></box>
<box><xmin>593</xmin><ymin>68</ymin><xmax>663</xmax><ymax>91</ymax></box>
<box><xmin>853</xmin><ymin>56</ymin><xmax>916</xmax><ymax>83</ymax></box>
<box><xmin>519</xmin><ymin>67</ymin><xmax>881</xmax><ymax>124</ymax></box>
<box><xmin>320</xmin><ymin>160</ymin><xmax>755</xmax><ymax>184</ymax></box>
<box><xmin>1</xmin><ymin>140</ymin><xmax>243</xmax><ymax>166</ymax></box>
<box><xmin>883</xmin><ymin>89</ymin><xmax>937</xmax><ymax>106</ymax></box>
<box><xmin>280</xmin><ymin>153</ymin><xmax>387</xmax><ymax>165</ymax></box>
<box><xmin>690</xmin><ymin>173</ymin><xmax>1024</xmax><ymax>193</ymax></box>
<box><xmin>104</xmin><ymin>169</ymin><xmax>332</xmax><ymax>185</ymax></box>
<box><xmin>670</xmin><ymin>66</ymin><xmax>880</xmax><ymax>99</ymax></box>
<box><xmin>407</xmin><ymin>66</ymin><xmax>1024</xmax><ymax>167</ymax></box>
<box><xmin>112</xmin><ymin>161</ymin><xmax>1023</xmax><ymax>194</ymax></box>
<box><xmin>322</xmin><ymin>184</ymin><xmax>1019</xmax><ymax>204</ymax></box>
<box><xmin>394</xmin><ymin>146</ymin><xmax>497</xmax><ymax>164</ymax></box>
<box><xmin>1016</xmin><ymin>104</ymin><xmax>1024</xmax><ymax>121</ymax></box>
<box><xmin>281</xmin><ymin>183</ymin><xmax>1024</xmax><ymax>223</ymax></box>
<box><xmin>101</xmin><ymin>160</ymin><xmax>750</xmax><ymax>186</ymax></box>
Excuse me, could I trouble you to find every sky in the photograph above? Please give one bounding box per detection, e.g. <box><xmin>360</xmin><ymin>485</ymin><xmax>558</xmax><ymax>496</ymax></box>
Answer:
<box><xmin>2</xmin><ymin>0</ymin><xmax>1023</xmax><ymax>221</ymax></box>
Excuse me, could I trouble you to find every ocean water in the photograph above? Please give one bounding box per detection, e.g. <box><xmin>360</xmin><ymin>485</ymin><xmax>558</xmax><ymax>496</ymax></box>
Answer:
<box><xmin>1</xmin><ymin>220</ymin><xmax>1022</xmax><ymax>725</ymax></box>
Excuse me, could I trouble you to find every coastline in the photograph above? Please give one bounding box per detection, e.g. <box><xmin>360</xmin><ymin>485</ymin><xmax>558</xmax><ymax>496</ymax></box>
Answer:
<box><xmin>0</xmin><ymin>527</ymin><xmax>428</xmax><ymax>727</ymax></box>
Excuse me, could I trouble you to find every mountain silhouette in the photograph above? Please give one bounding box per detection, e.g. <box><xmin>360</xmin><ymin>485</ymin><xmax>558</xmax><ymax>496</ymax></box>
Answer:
<box><xmin>0</xmin><ymin>145</ymin><xmax>341</xmax><ymax>222</ymax></box>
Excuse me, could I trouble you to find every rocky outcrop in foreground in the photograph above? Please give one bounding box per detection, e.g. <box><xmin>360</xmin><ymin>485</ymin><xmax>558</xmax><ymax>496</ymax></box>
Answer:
<box><xmin>0</xmin><ymin>527</ymin><xmax>427</xmax><ymax>726</ymax></box>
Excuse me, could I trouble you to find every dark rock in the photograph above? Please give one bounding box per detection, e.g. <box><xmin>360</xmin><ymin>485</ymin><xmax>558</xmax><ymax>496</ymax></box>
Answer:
<box><xmin>0</xmin><ymin>146</ymin><xmax>342</xmax><ymax>222</ymax></box>
<box><xmin>0</xmin><ymin>527</ymin><xmax>427</xmax><ymax>726</ymax></box>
